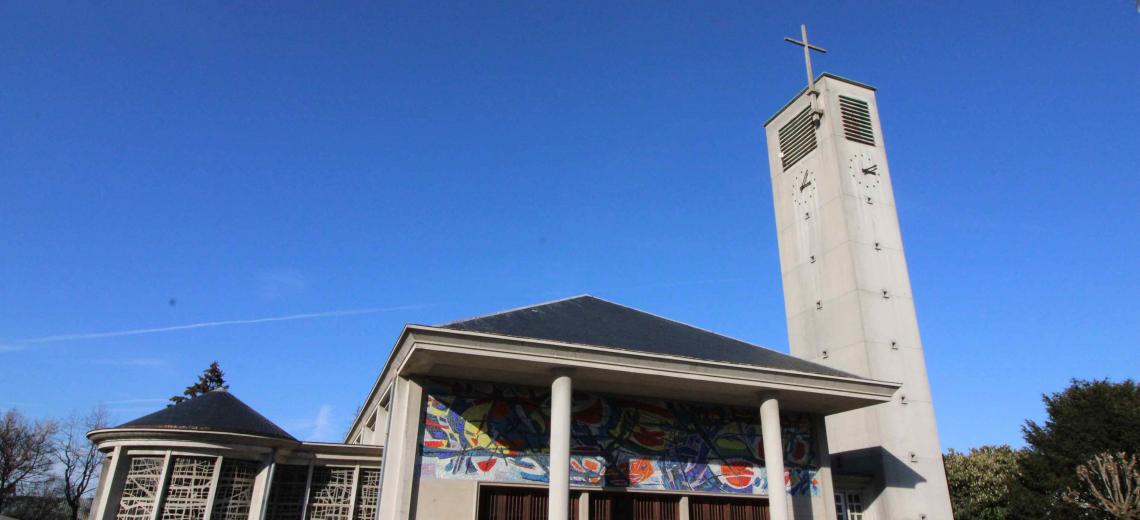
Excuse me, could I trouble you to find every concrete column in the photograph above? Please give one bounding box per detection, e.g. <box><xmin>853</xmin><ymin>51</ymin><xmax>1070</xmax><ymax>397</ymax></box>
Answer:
<box><xmin>760</xmin><ymin>396</ymin><xmax>788</xmax><ymax>520</ymax></box>
<box><xmin>811</xmin><ymin>416</ymin><xmax>837</xmax><ymax>520</ymax></box>
<box><xmin>93</xmin><ymin>447</ymin><xmax>126</xmax><ymax>520</ymax></box>
<box><xmin>376</xmin><ymin>377</ymin><xmax>425</xmax><ymax>520</ymax></box>
<box><xmin>148</xmin><ymin>451</ymin><xmax>173</xmax><ymax>520</ymax></box>
<box><xmin>201</xmin><ymin>456</ymin><xmax>224</xmax><ymax>520</ymax></box>
<box><xmin>254</xmin><ymin>452</ymin><xmax>277</xmax><ymax>520</ymax></box>
<box><xmin>548</xmin><ymin>373</ymin><xmax>572</xmax><ymax>520</ymax></box>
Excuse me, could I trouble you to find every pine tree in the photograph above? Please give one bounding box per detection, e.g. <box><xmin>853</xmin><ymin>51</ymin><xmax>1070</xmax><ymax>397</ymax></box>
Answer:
<box><xmin>168</xmin><ymin>361</ymin><xmax>228</xmax><ymax>405</ymax></box>
<box><xmin>1011</xmin><ymin>378</ymin><xmax>1140</xmax><ymax>519</ymax></box>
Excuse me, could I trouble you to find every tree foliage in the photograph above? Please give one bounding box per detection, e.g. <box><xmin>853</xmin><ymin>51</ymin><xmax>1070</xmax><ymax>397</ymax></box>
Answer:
<box><xmin>1064</xmin><ymin>452</ymin><xmax>1140</xmax><ymax>519</ymax></box>
<box><xmin>1013</xmin><ymin>378</ymin><xmax>1140</xmax><ymax>519</ymax></box>
<box><xmin>0</xmin><ymin>409</ymin><xmax>58</xmax><ymax>513</ymax></box>
<box><xmin>945</xmin><ymin>445</ymin><xmax>1023</xmax><ymax>520</ymax></box>
<box><xmin>169</xmin><ymin>361</ymin><xmax>228</xmax><ymax>405</ymax></box>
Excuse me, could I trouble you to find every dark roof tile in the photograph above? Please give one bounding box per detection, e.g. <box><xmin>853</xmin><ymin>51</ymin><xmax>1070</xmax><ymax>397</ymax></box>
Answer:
<box><xmin>439</xmin><ymin>295</ymin><xmax>857</xmax><ymax>379</ymax></box>
<box><xmin>111</xmin><ymin>390</ymin><xmax>296</xmax><ymax>441</ymax></box>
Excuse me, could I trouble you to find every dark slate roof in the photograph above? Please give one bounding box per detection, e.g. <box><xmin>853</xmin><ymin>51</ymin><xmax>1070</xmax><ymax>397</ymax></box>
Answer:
<box><xmin>439</xmin><ymin>295</ymin><xmax>857</xmax><ymax>378</ymax></box>
<box><xmin>111</xmin><ymin>389</ymin><xmax>296</xmax><ymax>441</ymax></box>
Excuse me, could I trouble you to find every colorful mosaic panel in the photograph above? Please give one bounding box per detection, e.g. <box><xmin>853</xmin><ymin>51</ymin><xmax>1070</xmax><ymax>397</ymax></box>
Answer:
<box><xmin>307</xmin><ymin>466</ymin><xmax>355</xmax><ymax>520</ymax></box>
<box><xmin>115</xmin><ymin>456</ymin><xmax>165</xmax><ymax>520</ymax></box>
<box><xmin>352</xmin><ymin>469</ymin><xmax>381</xmax><ymax>520</ymax></box>
<box><xmin>211</xmin><ymin>460</ymin><xmax>259</xmax><ymax>520</ymax></box>
<box><xmin>160</xmin><ymin>456</ymin><xmax>216</xmax><ymax>520</ymax></box>
<box><xmin>419</xmin><ymin>379</ymin><xmax>820</xmax><ymax>496</ymax></box>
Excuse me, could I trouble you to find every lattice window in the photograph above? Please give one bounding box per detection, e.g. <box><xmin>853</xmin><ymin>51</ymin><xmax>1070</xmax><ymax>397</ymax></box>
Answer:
<box><xmin>835</xmin><ymin>490</ymin><xmax>864</xmax><ymax>520</ymax></box>
<box><xmin>211</xmin><ymin>460</ymin><xmax>259</xmax><ymax>520</ymax></box>
<box><xmin>116</xmin><ymin>456</ymin><xmax>166</xmax><ymax>520</ymax></box>
<box><xmin>352</xmin><ymin>469</ymin><xmax>381</xmax><ymax>520</ymax></box>
<box><xmin>265</xmin><ymin>465</ymin><xmax>309</xmax><ymax>520</ymax></box>
<box><xmin>307</xmin><ymin>466</ymin><xmax>355</xmax><ymax>520</ymax></box>
<box><xmin>160</xmin><ymin>456</ymin><xmax>216</xmax><ymax>520</ymax></box>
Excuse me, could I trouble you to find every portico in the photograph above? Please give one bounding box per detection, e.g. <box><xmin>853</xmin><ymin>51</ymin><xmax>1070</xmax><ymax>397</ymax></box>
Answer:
<box><xmin>348</xmin><ymin>295</ymin><xmax>900</xmax><ymax>519</ymax></box>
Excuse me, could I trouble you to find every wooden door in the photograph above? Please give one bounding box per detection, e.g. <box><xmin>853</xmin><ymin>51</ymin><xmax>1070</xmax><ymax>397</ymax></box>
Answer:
<box><xmin>589</xmin><ymin>492</ymin><xmax>680</xmax><ymax>520</ymax></box>
<box><xmin>477</xmin><ymin>487</ymin><xmax>580</xmax><ymax>520</ymax></box>
<box><xmin>688</xmin><ymin>495</ymin><xmax>769</xmax><ymax>520</ymax></box>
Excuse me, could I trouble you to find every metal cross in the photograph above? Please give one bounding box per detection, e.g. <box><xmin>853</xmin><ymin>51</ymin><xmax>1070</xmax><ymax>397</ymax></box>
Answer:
<box><xmin>784</xmin><ymin>24</ymin><xmax>827</xmax><ymax>120</ymax></box>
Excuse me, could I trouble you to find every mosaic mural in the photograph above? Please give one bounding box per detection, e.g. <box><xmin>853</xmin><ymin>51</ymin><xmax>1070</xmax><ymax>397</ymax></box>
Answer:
<box><xmin>418</xmin><ymin>379</ymin><xmax>820</xmax><ymax>496</ymax></box>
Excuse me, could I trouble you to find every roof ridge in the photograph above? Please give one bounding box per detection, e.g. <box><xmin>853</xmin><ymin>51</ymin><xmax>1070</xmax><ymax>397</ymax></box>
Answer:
<box><xmin>437</xmin><ymin>294</ymin><xmax>857</xmax><ymax>379</ymax></box>
<box><xmin>434</xmin><ymin>294</ymin><xmax>595</xmax><ymax>327</ymax></box>
<box><xmin>576</xmin><ymin>295</ymin><xmax>794</xmax><ymax>357</ymax></box>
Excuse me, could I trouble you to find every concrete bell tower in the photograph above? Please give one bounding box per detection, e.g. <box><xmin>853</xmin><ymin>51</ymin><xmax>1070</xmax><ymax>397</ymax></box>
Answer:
<box><xmin>763</xmin><ymin>28</ymin><xmax>954</xmax><ymax>520</ymax></box>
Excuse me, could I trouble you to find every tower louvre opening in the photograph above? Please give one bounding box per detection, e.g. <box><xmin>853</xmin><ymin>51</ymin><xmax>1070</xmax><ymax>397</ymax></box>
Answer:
<box><xmin>778</xmin><ymin>105</ymin><xmax>817</xmax><ymax>170</ymax></box>
<box><xmin>838</xmin><ymin>95</ymin><xmax>875</xmax><ymax>145</ymax></box>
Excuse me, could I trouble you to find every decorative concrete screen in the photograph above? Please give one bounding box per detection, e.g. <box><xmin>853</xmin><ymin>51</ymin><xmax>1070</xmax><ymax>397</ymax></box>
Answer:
<box><xmin>116</xmin><ymin>456</ymin><xmax>166</xmax><ymax>520</ymax></box>
<box><xmin>419</xmin><ymin>378</ymin><xmax>820</xmax><ymax>496</ymax></box>
<box><xmin>353</xmin><ymin>469</ymin><xmax>381</xmax><ymax>520</ymax></box>
<box><xmin>160</xmin><ymin>456</ymin><xmax>216</xmax><ymax>520</ymax></box>
<box><xmin>211</xmin><ymin>460</ymin><xmax>259</xmax><ymax>520</ymax></box>
<box><xmin>306</xmin><ymin>467</ymin><xmax>355</xmax><ymax>519</ymax></box>
<box><xmin>265</xmin><ymin>465</ymin><xmax>308</xmax><ymax>520</ymax></box>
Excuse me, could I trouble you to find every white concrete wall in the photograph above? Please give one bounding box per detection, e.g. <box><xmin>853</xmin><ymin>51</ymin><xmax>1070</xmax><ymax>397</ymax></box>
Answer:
<box><xmin>412</xmin><ymin>480</ymin><xmax>478</xmax><ymax>520</ymax></box>
<box><xmin>764</xmin><ymin>75</ymin><xmax>954</xmax><ymax>519</ymax></box>
<box><xmin>376</xmin><ymin>377</ymin><xmax>424</xmax><ymax>520</ymax></box>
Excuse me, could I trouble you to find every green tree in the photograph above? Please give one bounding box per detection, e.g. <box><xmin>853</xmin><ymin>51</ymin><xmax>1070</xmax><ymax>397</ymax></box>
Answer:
<box><xmin>168</xmin><ymin>361</ymin><xmax>228</xmax><ymax>405</ymax></box>
<box><xmin>944</xmin><ymin>445</ymin><xmax>1023</xmax><ymax>520</ymax></box>
<box><xmin>1012</xmin><ymin>378</ymin><xmax>1140</xmax><ymax>519</ymax></box>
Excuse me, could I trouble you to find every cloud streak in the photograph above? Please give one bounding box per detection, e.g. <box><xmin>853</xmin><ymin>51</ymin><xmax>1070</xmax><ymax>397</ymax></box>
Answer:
<box><xmin>309</xmin><ymin>404</ymin><xmax>335</xmax><ymax>441</ymax></box>
<box><xmin>6</xmin><ymin>304</ymin><xmax>431</xmax><ymax>347</ymax></box>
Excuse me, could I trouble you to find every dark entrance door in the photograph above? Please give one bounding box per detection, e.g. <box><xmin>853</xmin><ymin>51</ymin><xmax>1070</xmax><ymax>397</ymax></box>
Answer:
<box><xmin>477</xmin><ymin>487</ymin><xmax>580</xmax><ymax>520</ymax></box>
<box><xmin>688</xmin><ymin>495</ymin><xmax>770</xmax><ymax>520</ymax></box>
<box><xmin>588</xmin><ymin>492</ymin><xmax>680</xmax><ymax>520</ymax></box>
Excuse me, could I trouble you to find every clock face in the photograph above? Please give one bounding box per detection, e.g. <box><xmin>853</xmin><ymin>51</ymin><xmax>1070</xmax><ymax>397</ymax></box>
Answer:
<box><xmin>848</xmin><ymin>150</ymin><xmax>881</xmax><ymax>192</ymax></box>
<box><xmin>791</xmin><ymin>168</ymin><xmax>816</xmax><ymax>214</ymax></box>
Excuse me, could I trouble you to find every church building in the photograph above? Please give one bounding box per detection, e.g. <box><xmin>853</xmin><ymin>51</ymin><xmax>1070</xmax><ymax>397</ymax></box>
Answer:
<box><xmin>84</xmin><ymin>35</ymin><xmax>955</xmax><ymax>520</ymax></box>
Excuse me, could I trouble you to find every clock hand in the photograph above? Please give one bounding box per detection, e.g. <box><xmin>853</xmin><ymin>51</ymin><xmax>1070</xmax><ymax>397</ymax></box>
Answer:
<box><xmin>862</xmin><ymin>164</ymin><xmax>878</xmax><ymax>176</ymax></box>
<box><xmin>800</xmin><ymin>176</ymin><xmax>812</xmax><ymax>191</ymax></box>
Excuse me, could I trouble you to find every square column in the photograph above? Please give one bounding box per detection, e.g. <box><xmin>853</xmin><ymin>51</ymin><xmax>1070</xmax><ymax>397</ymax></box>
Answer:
<box><xmin>377</xmin><ymin>376</ymin><xmax>424</xmax><ymax>520</ymax></box>
<box><xmin>760</xmin><ymin>396</ymin><xmax>789</xmax><ymax>520</ymax></box>
<box><xmin>548</xmin><ymin>373</ymin><xmax>572</xmax><ymax>520</ymax></box>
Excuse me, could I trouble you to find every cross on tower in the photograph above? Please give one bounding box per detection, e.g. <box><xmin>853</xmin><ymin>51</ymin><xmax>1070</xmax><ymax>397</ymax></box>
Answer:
<box><xmin>784</xmin><ymin>24</ymin><xmax>827</xmax><ymax>122</ymax></box>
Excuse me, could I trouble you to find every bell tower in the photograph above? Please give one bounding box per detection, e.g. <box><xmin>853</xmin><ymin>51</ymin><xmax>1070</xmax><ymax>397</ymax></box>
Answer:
<box><xmin>763</xmin><ymin>27</ymin><xmax>954</xmax><ymax>520</ymax></box>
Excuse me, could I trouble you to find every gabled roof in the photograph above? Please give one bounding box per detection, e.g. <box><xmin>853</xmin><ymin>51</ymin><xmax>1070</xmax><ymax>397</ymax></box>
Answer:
<box><xmin>439</xmin><ymin>295</ymin><xmax>856</xmax><ymax>378</ymax></box>
<box><xmin>110</xmin><ymin>389</ymin><xmax>296</xmax><ymax>441</ymax></box>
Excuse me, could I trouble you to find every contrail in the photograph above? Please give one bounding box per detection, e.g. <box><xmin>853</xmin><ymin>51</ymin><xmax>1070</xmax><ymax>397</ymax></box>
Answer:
<box><xmin>9</xmin><ymin>304</ymin><xmax>431</xmax><ymax>346</ymax></box>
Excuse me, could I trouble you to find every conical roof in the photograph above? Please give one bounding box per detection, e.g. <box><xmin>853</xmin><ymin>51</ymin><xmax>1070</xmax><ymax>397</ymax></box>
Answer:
<box><xmin>111</xmin><ymin>389</ymin><xmax>296</xmax><ymax>441</ymax></box>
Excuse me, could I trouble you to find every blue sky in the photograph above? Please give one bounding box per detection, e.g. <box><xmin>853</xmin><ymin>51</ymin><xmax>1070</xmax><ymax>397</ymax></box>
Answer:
<box><xmin>1</xmin><ymin>2</ymin><xmax>1137</xmax><ymax>448</ymax></box>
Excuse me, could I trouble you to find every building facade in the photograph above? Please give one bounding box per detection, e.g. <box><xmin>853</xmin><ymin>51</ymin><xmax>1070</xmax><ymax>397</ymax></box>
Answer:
<box><xmin>87</xmin><ymin>73</ymin><xmax>952</xmax><ymax>520</ymax></box>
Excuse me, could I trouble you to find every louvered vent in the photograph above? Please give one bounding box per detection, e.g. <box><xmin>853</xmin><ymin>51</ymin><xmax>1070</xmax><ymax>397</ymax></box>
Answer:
<box><xmin>839</xmin><ymin>95</ymin><xmax>875</xmax><ymax>146</ymax></box>
<box><xmin>778</xmin><ymin>106</ymin><xmax>817</xmax><ymax>170</ymax></box>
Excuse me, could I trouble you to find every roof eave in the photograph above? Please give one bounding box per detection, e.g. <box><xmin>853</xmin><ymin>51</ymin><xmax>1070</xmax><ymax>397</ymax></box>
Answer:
<box><xmin>402</xmin><ymin>325</ymin><xmax>900</xmax><ymax>414</ymax></box>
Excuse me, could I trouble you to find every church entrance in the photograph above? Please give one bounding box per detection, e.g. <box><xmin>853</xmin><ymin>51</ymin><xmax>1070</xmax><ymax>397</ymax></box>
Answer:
<box><xmin>478</xmin><ymin>487</ymin><xmax>769</xmax><ymax>520</ymax></box>
<box><xmin>587</xmin><ymin>492</ymin><xmax>679</xmax><ymax>519</ymax></box>
<box><xmin>688</xmin><ymin>495</ymin><xmax>770</xmax><ymax>520</ymax></box>
<box><xmin>478</xmin><ymin>487</ymin><xmax>581</xmax><ymax>520</ymax></box>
